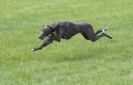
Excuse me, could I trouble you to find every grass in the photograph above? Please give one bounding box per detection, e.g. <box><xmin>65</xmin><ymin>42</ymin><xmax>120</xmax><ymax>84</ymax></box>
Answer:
<box><xmin>0</xmin><ymin>0</ymin><xmax>133</xmax><ymax>85</ymax></box>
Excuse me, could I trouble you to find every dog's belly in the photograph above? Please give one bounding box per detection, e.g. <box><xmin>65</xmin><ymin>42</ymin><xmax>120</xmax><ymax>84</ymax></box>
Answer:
<box><xmin>62</xmin><ymin>29</ymin><xmax>81</xmax><ymax>40</ymax></box>
<box><xmin>62</xmin><ymin>31</ymin><xmax>77</xmax><ymax>39</ymax></box>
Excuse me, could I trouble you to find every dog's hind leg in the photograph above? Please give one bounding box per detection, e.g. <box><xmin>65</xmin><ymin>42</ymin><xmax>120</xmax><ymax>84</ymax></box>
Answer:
<box><xmin>96</xmin><ymin>29</ymin><xmax>112</xmax><ymax>39</ymax></box>
<box><xmin>81</xmin><ymin>32</ymin><xmax>90</xmax><ymax>40</ymax></box>
<box><xmin>82</xmin><ymin>25</ymin><xmax>112</xmax><ymax>42</ymax></box>
<box><xmin>81</xmin><ymin>25</ymin><xmax>98</xmax><ymax>42</ymax></box>
<box><xmin>32</xmin><ymin>35</ymin><xmax>54</xmax><ymax>51</ymax></box>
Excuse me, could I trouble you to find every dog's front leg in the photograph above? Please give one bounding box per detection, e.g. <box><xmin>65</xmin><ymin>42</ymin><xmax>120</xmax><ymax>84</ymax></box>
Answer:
<box><xmin>32</xmin><ymin>35</ymin><xmax>54</xmax><ymax>51</ymax></box>
<box><xmin>53</xmin><ymin>29</ymin><xmax>64</xmax><ymax>42</ymax></box>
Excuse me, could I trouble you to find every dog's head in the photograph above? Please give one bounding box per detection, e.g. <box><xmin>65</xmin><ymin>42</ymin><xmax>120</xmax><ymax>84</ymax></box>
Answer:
<box><xmin>38</xmin><ymin>25</ymin><xmax>53</xmax><ymax>40</ymax></box>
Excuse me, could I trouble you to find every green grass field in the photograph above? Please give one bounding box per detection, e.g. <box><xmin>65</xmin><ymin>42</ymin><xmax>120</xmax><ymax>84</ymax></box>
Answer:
<box><xmin>0</xmin><ymin>0</ymin><xmax>133</xmax><ymax>85</ymax></box>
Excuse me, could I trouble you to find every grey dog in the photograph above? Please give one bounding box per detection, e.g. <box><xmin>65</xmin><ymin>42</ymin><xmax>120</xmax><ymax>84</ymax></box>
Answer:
<box><xmin>32</xmin><ymin>21</ymin><xmax>112</xmax><ymax>51</ymax></box>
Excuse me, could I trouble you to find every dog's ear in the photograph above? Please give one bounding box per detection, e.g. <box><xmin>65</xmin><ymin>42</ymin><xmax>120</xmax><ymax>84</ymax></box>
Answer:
<box><xmin>41</xmin><ymin>25</ymin><xmax>45</xmax><ymax>28</ymax></box>
<box><xmin>40</xmin><ymin>25</ymin><xmax>46</xmax><ymax>31</ymax></box>
<box><xmin>40</xmin><ymin>25</ymin><xmax>45</xmax><ymax>29</ymax></box>
<box><xmin>47</xmin><ymin>23</ymin><xmax>59</xmax><ymax>30</ymax></box>
<box><xmin>47</xmin><ymin>25</ymin><xmax>54</xmax><ymax>29</ymax></box>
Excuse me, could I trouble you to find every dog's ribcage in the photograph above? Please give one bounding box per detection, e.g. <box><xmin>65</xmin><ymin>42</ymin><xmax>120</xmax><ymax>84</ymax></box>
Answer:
<box><xmin>61</xmin><ymin>23</ymin><xmax>82</xmax><ymax>39</ymax></box>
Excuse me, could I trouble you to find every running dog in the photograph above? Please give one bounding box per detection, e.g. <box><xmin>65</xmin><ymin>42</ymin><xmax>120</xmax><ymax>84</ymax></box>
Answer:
<box><xmin>32</xmin><ymin>21</ymin><xmax>112</xmax><ymax>51</ymax></box>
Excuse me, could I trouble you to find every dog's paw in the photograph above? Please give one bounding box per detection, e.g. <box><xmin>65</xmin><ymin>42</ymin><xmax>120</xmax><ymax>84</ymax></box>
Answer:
<box><xmin>102</xmin><ymin>27</ymin><xmax>108</xmax><ymax>33</ymax></box>
<box><xmin>105</xmin><ymin>27</ymin><xmax>108</xmax><ymax>30</ymax></box>
<box><xmin>102</xmin><ymin>29</ymin><xmax>106</xmax><ymax>33</ymax></box>
<box><xmin>31</xmin><ymin>48</ymin><xmax>36</xmax><ymax>52</ymax></box>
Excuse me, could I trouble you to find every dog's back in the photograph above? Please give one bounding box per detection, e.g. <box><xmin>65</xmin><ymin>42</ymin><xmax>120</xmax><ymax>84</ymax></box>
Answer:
<box><xmin>52</xmin><ymin>21</ymin><xmax>90</xmax><ymax>39</ymax></box>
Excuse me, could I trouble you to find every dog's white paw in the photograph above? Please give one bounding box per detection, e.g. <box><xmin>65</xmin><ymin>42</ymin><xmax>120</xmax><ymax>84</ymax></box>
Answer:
<box><xmin>31</xmin><ymin>48</ymin><xmax>35</xmax><ymax>51</ymax></box>
<box><xmin>102</xmin><ymin>27</ymin><xmax>108</xmax><ymax>33</ymax></box>
<box><xmin>105</xmin><ymin>27</ymin><xmax>108</xmax><ymax>29</ymax></box>
<box><xmin>102</xmin><ymin>29</ymin><xmax>106</xmax><ymax>33</ymax></box>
